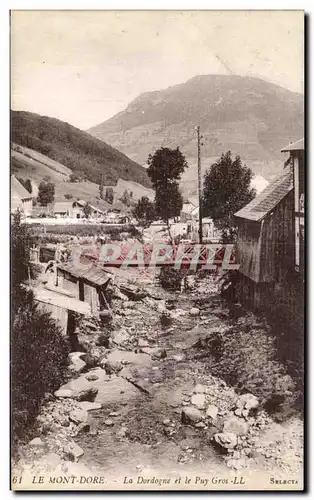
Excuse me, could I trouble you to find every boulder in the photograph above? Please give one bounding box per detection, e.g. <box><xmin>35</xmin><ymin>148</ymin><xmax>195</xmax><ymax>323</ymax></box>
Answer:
<box><xmin>78</xmin><ymin>401</ymin><xmax>102</xmax><ymax>411</ymax></box>
<box><xmin>223</xmin><ymin>417</ymin><xmax>249</xmax><ymax>436</ymax></box>
<box><xmin>104</xmin><ymin>419</ymin><xmax>114</xmax><ymax>426</ymax></box>
<box><xmin>28</xmin><ymin>437</ymin><xmax>45</xmax><ymax>447</ymax></box>
<box><xmin>89</xmin><ymin>421</ymin><xmax>99</xmax><ymax>436</ymax></box>
<box><xmin>193</xmin><ymin>384</ymin><xmax>207</xmax><ymax>394</ymax></box>
<box><xmin>190</xmin><ymin>307</ymin><xmax>200</xmax><ymax>317</ymax></box>
<box><xmin>112</xmin><ymin>331</ymin><xmax>129</xmax><ymax>346</ymax></box>
<box><xmin>181</xmin><ymin>406</ymin><xmax>203</xmax><ymax>424</ymax></box>
<box><xmin>99</xmin><ymin>310</ymin><xmax>112</xmax><ymax>324</ymax></box>
<box><xmin>138</xmin><ymin>338</ymin><xmax>150</xmax><ymax>347</ymax></box>
<box><xmin>84</xmin><ymin>367</ymin><xmax>110</xmax><ymax>382</ymax></box>
<box><xmin>195</xmin><ymin>422</ymin><xmax>206</xmax><ymax>429</ymax></box>
<box><xmin>36</xmin><ymin>452</ymin><xmax>60</xmax><ymax>470</ymax></box>
<box><xmin>157</xmin><ymin>300</ymin><xmax>167</xmax><ymax>312</ymax></box>
<box><xmin>106</xmin><ymin>349</ymin><xmax>151</xmax><ymax>368</ymax></box>
<box><xmin>63</xmin><ymin>442</ymin><xmax>84</xmax><ymax>462</ymax></box>
<box><xmin>57</xmin><ymin>377</ymin><xmax>98</xmax><ymax>402</ymax></box>
<box><xmin>214</xmin><ymin>432</ymin><xmax>237</xmax><ymax>450</ymax></box>
<box><xmin>171</xmin><ymin>353</ymin><xmax>185</xmax><ymax>362</ymax></box>
<box><xmin>101</xmin><ymin>358</ymin><xmax>123</xmax><ymax>374</ymax></box>
<box><xmin>69</xmin><ymin>409</ymin><xmax>89</xmax><ymax>425</ymax></box>
<box><xmin>76</xmin><ymin>422</ymin><xmax>91</xmax><ymax>434</ymax></box>
<box><xmin>119</xmin><ymin>284</ymin><xmax>147</xmax><ymax>301</ymax></box>
<box><xmin>237</xmin><ymin>393</ymin><xmax>259</xmax><ymax>412</ymax></box>
<box><xmin>54</xmin><ymin>389</ymin><xmax>73</xmax><ymax>399</ymax></box>
<box><xmin>75</xmin><ymin>386</ymin><xmax>98</xmax><ymax>402</ymax></box>
<box><xmin>206</xmin><ymin>404</ymin><xmax>219</xmax><ymax>420</ymax></box>
<box><xmin>68</xmin><ymin>352</ymin><xmax>86</xmax><ymax>374</ymax></box>
<box><xmin>191</xmin><ymin>393</ymin><xmax>206</xmax><ymax>409</ymax></box>
<box><xmin>85</xmin><ymin>373</ymin><xmax>99</xmax><ymax>382</ymax></box>
<box><xmin>140</xmin><ymin>347</ymin><xmax>167</xmax><ymax>359</ymax></box>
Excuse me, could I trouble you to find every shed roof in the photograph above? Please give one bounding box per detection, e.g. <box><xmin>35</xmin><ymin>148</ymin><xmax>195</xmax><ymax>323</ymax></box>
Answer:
<box><xmin>54</xmin><ymin>201</ymin><xmax>73</xmax><ymax>213</ymax></box>
<box><xmin>11</xmin><ymin>175</ymin><xmax>33</xmax><ymax>200</ymax></box>
<box><xmin>57</xmin><ymin>262</ymin><xmax>112</xmax><ymax>286</ymax></box>
<box><xmin>34</xmin><ymin>287</ymin><xmax>91</xmax><ymax>315</ymax></box>
<box><xmin>234</xmin><ymin>170</ymin><xmax>293</xmax><ymax>222</ymax></box>
<box><xmin>281</xmin><ymin>138</ymin><xmax>304</xmax><ymax>152</ymax></box>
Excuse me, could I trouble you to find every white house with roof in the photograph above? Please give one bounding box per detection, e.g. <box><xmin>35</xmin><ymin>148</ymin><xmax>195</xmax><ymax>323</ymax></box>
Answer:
<box><xmin>11</xmin><ymin>175</ymin><xmax>33</xmax><ymax>216</ymax></box>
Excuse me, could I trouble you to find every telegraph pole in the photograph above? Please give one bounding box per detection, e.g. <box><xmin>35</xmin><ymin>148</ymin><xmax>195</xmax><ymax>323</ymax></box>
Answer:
<box><xmin>197</xmin><ymin>125</ymin><xmax>203</xmax><ymax>244</ymax></box>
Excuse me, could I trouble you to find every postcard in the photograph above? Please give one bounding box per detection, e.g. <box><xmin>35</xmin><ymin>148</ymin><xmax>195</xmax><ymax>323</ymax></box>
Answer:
<box><xmin>10</xmin><ymin>9</ymin><xmax>304</xmax><ymax>491</ymax></box>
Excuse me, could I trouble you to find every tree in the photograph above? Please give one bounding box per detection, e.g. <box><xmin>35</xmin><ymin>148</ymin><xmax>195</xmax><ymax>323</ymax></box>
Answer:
<box><xmin>82</xmin><ymin>202</ymin><xmax>92</xmax><ymax>219</ymax></box>
<box><xmin>105</xmin><ymin>187</ymin><xmax>114</xmax><ymax>204</ymax></box>
<box><xmin>37</xmin><ymin>181</ymin><xmax>55</xmax><ymax>206</ymax></box>
<box><xmin>147</xmin><ymin>147</ymin><xmax>187</xmax><ymax>242</ymax></box>
<box><xmin>99</xmin><ymin>175</ymin><xmax>104</xmax><ymax>200</ymax></box>
<box><xmin>132</xmin><ymin>196</ymin><xmax>156</xmax><ymax>233</ymax></box>
<box><xmin>155</xmin><ymin>181</ymin><xmax>183</xmax><ymax>222</ymax></box>
<box><xmin>147</xmin><ymin>147</ymin><xmax>188</xmax><ymax>185</ymax></box>
<box><xmin>120</xmin><ymin>189</ymin><xmax>131</xmax><ymax>207</ymax></box>
<box><xmin>18</xmin><ymin>178</ymin><xmax>32</xmax><ymax>194</ymax></box>
<box><xmin>202</xmin><ymin>151</ymin><xmax>256</xmax><ymax>242</ymax></box>
<box><xmin>69</xmin><ymin>173</ymin><xmax>79</xmax><ymax>183</ymax></box>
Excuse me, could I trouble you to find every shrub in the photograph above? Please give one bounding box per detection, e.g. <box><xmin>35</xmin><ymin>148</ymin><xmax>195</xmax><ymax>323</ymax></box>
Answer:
<box><xmin>158</xmin><ymin>267</ymin><xmax>184</xmax><ymax>291</ymax></box>
<box><xmin>204</xmin><ymin>317</ymin><xmax>300</xmax><ymax>419</ymax></box>
<box><xmin>30</xmin><ymin>223</ymin><xmax>134</xmax><ymax>238</ymax></box>
<box><xmin>64</xmin><ymin>193</ymin><xmax>73</xmax><ymax>200</ymax></box>
<box><xmin>11</xmin><ymin>288</ymin><xmax>70</xmax><ymax>440</ymax></box>
<box><xmin>11</xmin><ymin>215</ymin><xmax>70</xmax><ymax>442</ymax></box>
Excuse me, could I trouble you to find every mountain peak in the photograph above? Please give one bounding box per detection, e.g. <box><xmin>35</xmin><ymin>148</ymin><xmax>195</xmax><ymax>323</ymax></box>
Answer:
<box><xmin>88</xmin><ymin>75</ymin><xmax>303</xmax><ymax>174</ymax></box>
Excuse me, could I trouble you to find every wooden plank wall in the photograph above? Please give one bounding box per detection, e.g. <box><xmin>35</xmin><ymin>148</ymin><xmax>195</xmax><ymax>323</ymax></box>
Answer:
<box><xmin>236</xmin><ymin>220</ymin><xmax>262</xmax><ymax>283</ymax></box>
<box><xmin>83</xmin><ymin>283</ymin><xmax>99</xmax><ymax>316</ymax></box>
<box><xmin>36</xmin><ymin>301</ymin><xmax>68</xmax><ymax>335</ymax></box>
<box><xmin>259</xmin><ymin>191</ymin><xmax>294</xmax><ymax>283</ymax></box>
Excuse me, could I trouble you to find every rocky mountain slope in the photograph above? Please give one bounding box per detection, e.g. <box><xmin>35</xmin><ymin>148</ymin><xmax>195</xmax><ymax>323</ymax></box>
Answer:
<box><xmin>88</xmin><ymin>75</ymin><xmax>303</xmax><ymax>183</ymax></box>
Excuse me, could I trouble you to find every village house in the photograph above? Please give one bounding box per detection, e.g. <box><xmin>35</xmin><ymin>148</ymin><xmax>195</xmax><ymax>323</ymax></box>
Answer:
<box><xmin>11</xmin><ymin>175</ymin><xmax>33</xmax><ymax>216</ymax></box>
<box><xmin>74</xmin><ymin>200</ymin><xmax>104</xmax><ymax>219</ymax></box>
<box><xmin>234</xmin><ymin>138</ymin><xmax>304</xmax><ymax>312</ymax></box>
<box><xmin>53</xmin><ymin>201</ymin><xmax>83</xmax><ymax>218</ymax></box>
<box><xmin>180</xmin><ymin>201</ymin><xmax>197</xmax><ymax>223</ymax></box>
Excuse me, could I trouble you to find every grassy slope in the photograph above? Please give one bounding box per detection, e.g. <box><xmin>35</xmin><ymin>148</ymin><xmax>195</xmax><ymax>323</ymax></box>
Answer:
<box><xmin>11</xmin><ymin>110</ymin><xmax>151</xmax><ymax>187</ymax></box>
<box><xmin>11</xmin><ymin>144</ymin><xmax>153</xmax><ymax>206</ymax></box>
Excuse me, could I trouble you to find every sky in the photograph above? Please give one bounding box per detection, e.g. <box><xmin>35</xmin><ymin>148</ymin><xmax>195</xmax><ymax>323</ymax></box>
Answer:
<box><xmin>11</xmin><ymin>10</ymin><xmax>304</xmax><ymax>130</ymax></box>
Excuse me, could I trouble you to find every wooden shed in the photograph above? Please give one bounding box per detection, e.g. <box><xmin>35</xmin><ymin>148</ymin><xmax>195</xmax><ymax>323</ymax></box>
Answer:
<box><xmin>34</xmin><ymin>286</ymin><xmax>91</xmax><ymax>335</ymax></box>
<box><xmin>234</xmin><ymin>169</ymin><xmax>294</xmax><ymax>310</ymax></box>
<box><xmin>281</xmin><ymin>138</ymin><xmax>304</xmax><ymax>276</ymax></box>
<box><xmin>56</xmin><ymin>262</ymin><xmax>113</xmax><ymax>316</ymax></box>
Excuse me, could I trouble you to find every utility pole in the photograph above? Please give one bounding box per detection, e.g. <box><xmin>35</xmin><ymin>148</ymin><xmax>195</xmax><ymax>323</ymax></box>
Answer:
<box><xmin>197</xmin><ymin>125</ymin><xmax>203</xmax><ymax>244</ymax></box>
